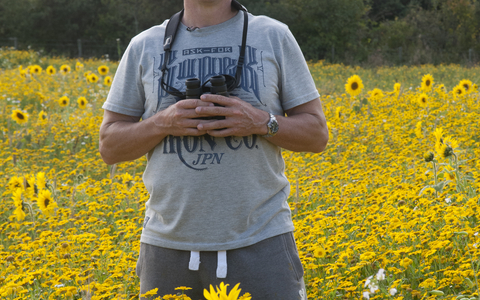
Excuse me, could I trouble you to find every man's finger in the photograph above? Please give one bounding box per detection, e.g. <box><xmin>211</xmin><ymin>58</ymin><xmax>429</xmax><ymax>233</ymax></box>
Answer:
<box><xmin>200</xmin><ymin>94</ymin><xmax>233</xmax><ymax>106</ymax></box>
<box><xmin>197</xmin><ymin>119</ymin><xmax>230</xmax><ymax>131</ymax></box>
<box><xmin>178</xmin><ymin>99</ymin><xmax>214</xmax><ymax>109</ymax></box>
<box><xmin>194</xmin><ymin>105</ymin><xmax>229</xmax><ymax>116</ymax></box>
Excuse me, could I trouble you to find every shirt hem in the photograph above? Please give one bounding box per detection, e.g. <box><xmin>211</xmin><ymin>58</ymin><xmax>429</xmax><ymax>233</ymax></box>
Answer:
<box><xmin>102</xmin><ymin>102</ymin><xmax>144</xmax><ymax>117</ymax></box>
<box><xmin>139</xmin><ymin>225</ymin><xmax>295</xmax><ymax>251</ymax></box>
<box><xmin>282</xmin><ymin>90</ymin><xmax>320</xmax><ymax>111</ymax></box>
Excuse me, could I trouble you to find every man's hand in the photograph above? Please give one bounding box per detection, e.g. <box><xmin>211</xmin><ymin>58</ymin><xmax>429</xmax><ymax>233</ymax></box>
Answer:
<box><xmin>152</xmin><ymin>98</ymin><xmax>216</xmax><ymax>136</ymax></box>
<box><xmin>194</xmin><ymin>94</ymin><xmax>329</xmax><ymax>153</ymax></box>
<box><xmin>195</xmin><ymin>94</ymin><xmax>269</xmax><ymax>137</ymax></box>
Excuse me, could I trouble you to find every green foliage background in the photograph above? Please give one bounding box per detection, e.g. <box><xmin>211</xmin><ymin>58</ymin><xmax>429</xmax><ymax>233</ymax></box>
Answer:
<box><xmin>1</xmin><ymin>0</ymin><xmax>480</xmax><ymax>64</ymax></box>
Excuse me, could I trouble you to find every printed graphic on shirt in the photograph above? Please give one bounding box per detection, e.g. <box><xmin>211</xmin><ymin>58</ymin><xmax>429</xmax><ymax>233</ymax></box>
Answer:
<box><xmin>152</xmin><ymin>44</ymin><xmax>267</xmax><ymax>171</ymax></box>
<box><xmin>154</xmin><ymin>45</ymin><xmax>265</xmax><ymax>110</ymax></box>
<box><xmin>162</xmin><ymin>134</ymin><xmax>259</xmax><ymax>171</ymax></box>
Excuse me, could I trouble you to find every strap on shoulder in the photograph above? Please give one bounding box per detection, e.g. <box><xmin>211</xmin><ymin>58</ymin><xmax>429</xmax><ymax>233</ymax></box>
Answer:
<box><xmin>163</xmin><ymin>10</ymin><xmax>184</xmax><ymax>52</ymax></box>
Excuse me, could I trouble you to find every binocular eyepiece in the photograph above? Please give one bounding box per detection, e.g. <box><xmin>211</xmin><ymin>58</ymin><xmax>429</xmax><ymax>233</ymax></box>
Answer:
<box><xmin>185</xmin><ymin>75</ymin><xmax>229</xmax><ymax>99</ymax></box>
<box><xmin>209</xmin><ymin>75</ymin><xmax>229</xmax><ymax>97</ymax></box>
<box><xmin>185</xmin><ymin>78</ymin><xmax>203</xmax><ymax>99</ymax></box>
<box><xmin>185</xmin><ymin>75</ymin><xmax>229</xmax><ymax>120</ymax></box>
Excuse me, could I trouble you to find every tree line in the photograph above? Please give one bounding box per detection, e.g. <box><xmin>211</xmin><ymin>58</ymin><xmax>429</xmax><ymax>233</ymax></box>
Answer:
<box><xmin>1</xmin><ymin>0</ymin><xmax>480</xmax><ymax>65</ymax></box>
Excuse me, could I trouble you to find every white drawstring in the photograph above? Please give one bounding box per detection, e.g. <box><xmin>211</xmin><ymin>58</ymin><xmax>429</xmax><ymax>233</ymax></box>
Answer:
<box><xmin>188</xmin><ymin>250</ymin><xmax>228</xmax><ymax>278</ymax></box>
<box><xmin>188</xmin><ymin>251</ymin><xmax>200</xmax><ymax>271</ymax></box>
<box><xmin>216</xmin><ymin>250</ymin><xmax>227</xmax><ymax>278</ymax></box>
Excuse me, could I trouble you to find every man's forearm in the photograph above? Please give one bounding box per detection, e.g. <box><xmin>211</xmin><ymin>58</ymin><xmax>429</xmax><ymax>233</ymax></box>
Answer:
<box><xmin>99</xmin><ymin>100</ymin><xmax>214</xmax><ymax>165</ymax></box>
<box><xmin>99</xmin><ymin>117</ymin><xmax>166</xmax><ymax>165</ymax></box>
<box><xmin>266</xmin><ymin>112</ymin><xmax>329</xmax><ymax>153</ymax></box>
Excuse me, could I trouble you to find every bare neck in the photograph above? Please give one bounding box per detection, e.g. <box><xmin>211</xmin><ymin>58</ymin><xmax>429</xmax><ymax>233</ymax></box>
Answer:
<box><xmin>183</xmin><ymin>0</ymin><xmax>237</xmax><ymax>29</ymax></box>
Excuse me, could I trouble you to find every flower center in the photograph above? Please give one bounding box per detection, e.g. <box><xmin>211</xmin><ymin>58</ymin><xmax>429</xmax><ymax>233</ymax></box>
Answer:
<box><xmin>16</xmin><ymin>113</ymin><xmax>24</xmax><ymax>120</ymax></box>
<box><xmin>351</xmin><ymin>82</ymin><xmax>358</xmax><ymax>90</ymax></box>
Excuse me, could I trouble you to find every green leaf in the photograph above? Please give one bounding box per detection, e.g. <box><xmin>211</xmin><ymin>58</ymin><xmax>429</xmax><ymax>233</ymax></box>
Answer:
<box><xmin>464</xmin><ymin>278</ymin><xmax>474</xmax><ymax>288</ymax></box>
<box><xmin>433</xmin><ymin>181</ymin><xmax>452</xmax><ymax>193</ymax></box>
<box><xmin>429</xmin><ymin>290</ymin><xmax>444</xmax><ymax>296</ymax></box>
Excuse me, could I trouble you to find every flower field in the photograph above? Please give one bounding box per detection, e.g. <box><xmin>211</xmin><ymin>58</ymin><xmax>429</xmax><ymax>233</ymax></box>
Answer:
<box><xmin>0</xmin><ymin>49</ymin><xmax>479</xmax><ymax>300</ymax></box>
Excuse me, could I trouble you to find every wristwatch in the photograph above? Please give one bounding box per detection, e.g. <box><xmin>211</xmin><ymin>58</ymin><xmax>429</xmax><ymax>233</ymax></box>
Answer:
<box><xmin>261</xmin><ymin>113</ymin><xmax>279</xmax><ymax>138</ymax></box>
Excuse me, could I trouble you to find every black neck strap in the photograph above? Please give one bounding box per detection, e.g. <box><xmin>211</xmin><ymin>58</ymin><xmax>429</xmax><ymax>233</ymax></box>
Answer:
<box><xmin>161</xmin><ymin>0</ymin><xmax>248</xmax><ymax>98</ymax></box>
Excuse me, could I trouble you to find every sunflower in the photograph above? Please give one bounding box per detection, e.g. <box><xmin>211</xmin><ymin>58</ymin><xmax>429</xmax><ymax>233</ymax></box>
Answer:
<box><xmin>452</xmin><ymin>85</ymin><xmax>466</xmax><ymax>98</ymax></box>
<box><xmin>435</xmin><ymin>84</ymin><xmax>446</xmax><ymax>98</ymax></box>
<box><xmin>417</xmin><ymin>93</ymin><xmax>428</xmax><ymax>107</ymax></box>
<box><xmin>360</xmin><ymin>251</ymin><xmax>376</xmax><ymax>261</ymax></box>
<box><xmin>421</xmin><ymin>74</ymin><xmax>434</xmax><ymax>92</ymax></box>
<box><xmin>37</xmin><ymin>190</ymin><xmax>58</xmax><ymax>217</ymax></box>
<box><xmin>19</xmin><ymin>69</ymin><xmax>27</xmax><ymax>78</ymax></box>
<box><xmin>369</xmin><ymin>88</ymin><xmax>384</xmax><ymax>100</ymax></box>
<box><xmin>60</xmin><ymin>64</ymin><xmax>71</xmax><ymax>74</ymax></box>
<box><xmin>30</xmin><ymin>65</ymin><xmax>42</xmax><ymax>75</ymax></box>
<box><xmin>46</xmin><ymin>66</ymin><xmax>56</xmax><ymax>75</ymax></box>
<box><xmin>345</xmin><ymin>75</ymin><xmax>364</xmax><ymax>97</ymax></box>
<box><xmin>433</xmin><ymin>127</ymin><xmax>443</xmax><ymax>143</ymax></box>
<box><xmin>11</xmin><ymin>109</ymin><xmax>28</xmax><ymax>124</ymax></box>
<box><xmin>88</xmin><ymin>73</ymin><xmax>99</xmax><ymax>83</ymax></box>
<box><xmin>440</xmin><ymin>144</ymin><xmax>454</xmax><ymax>159</ymax></box>
<box><xmin>36</xmin><ymin>92</ymin><xmax>46</xmax><ymax>102</ymax></box>
<box><xmin>104</xmin><ymin>76</ymin><xmax>112</xmax><ymax>86</ymax></box>
<box><xmin>313</xmin><ymin>246</ymin><xmax>327</xmax><ymax>258</ymax></box>
<box><xmin>423</xmin><ymin>151</ymin><xmax>434</xmax><ymax>162</ymax></box>
<box><xmin>75</xmin><ymin>61</ymin><xmax>84</xmax><ymax>71</ymax></box>
<box><xmin>415</xmin><ymin>121</ymin><xmax>423</xmax><ymax>139</ymax></box>
<box><xmin>38</xmin><ymin>111</ymin><xmax>48</xmax><ymax>125</ymax></box>
<box><xmin>77</xmin><ymin>97</ymin><xmax>88</xmax><ymax>109</ymax></box>
<box><xmin>8</xmin><ymin>176</ymin><xmax>23</xmax><ymax>191</ymax></box>
<box><xmin>204</xmin><ymin>282</ymin><xmax>249</xmax><ymax>300</ymax></box>
<box><xmin>459</xmin><ymin>79</ymin><xmax>473</xmax><ymax>94</ymax></box>
<box><xmin>98</xmin><ymin>65</ymin><xmax>109</xmax><ymax>76</ymax></box>
<box><xmin>437</xmin><ymin>141</ymin><xmax>454</xmax><ymax>159</ymax></box>
<box><xmin>58</xmin><ymin>96</ymin><xmax>70</xmax><ymax>107</ymax></box>
<box><xmin>11</xmin><ymin>188</ymin><xmax>23</xmax><ymax>207</ymax></box>
<box><xmin>443</xmin><ymin>135</ymin><xmax>459</xmax><ymax>150</ymax></box>
<box><xmin>13</xmin><ymin>206</ymin><xmax>26</xmax><ymax>222</ymax></box>
<box><xmin>393</xmin><ymin>82</ymin><xmax>401</xmax><ymax>94</ymax></box>
<box><xmin>444</xmin><ymin>165</ymin><xmax>456</xmax><ymax>181</ymax></box>
<box><xmin>36</xmin><ymin>172</ymin><xmax>47</xmax><ymax>190</ymax></box>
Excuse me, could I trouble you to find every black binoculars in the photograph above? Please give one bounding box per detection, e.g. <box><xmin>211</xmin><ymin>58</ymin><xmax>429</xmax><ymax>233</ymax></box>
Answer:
<box><xmin>185</xmin><ymin>75</ymin><xmax>229</xmax><ymax>120</ymax></box>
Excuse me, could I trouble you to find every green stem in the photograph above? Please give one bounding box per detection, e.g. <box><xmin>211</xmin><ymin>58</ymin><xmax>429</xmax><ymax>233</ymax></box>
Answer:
<box><xmin>24</xmin><ymin>202</ymin><xmax>35</xmax><ymax>227</ymax></box>
<box><xmin>452</xmin><ymin>153</ymin><xmax>464</xmax><ymax>193</ymax></box>
<box><xmin>432</xmin><ymin>161</ymin><xmax>438</xmax><ymax>198</ymax></box>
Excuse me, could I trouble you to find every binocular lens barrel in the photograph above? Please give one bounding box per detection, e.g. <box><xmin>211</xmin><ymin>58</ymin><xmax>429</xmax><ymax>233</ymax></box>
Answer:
<box><xmin>210</xmin><ymin>75</ymin><xmax>229</xmax><ymax>97</ymax></box>
<box><xmin>185</xmin><ymin>78</ymin><xmax>202</xmax><ymax>99</ymax></box>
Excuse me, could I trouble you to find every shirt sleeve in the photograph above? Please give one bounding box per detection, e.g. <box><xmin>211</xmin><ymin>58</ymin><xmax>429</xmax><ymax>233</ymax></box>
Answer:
<box><xmin>102</xmin><ymin>38</ymin><xmax>146</xmax><ymax>117</ymax></box>
<box><xmin>277</xmin><ymin>29</ymin><xmax>320</xmax><ymax>111</ymax></box>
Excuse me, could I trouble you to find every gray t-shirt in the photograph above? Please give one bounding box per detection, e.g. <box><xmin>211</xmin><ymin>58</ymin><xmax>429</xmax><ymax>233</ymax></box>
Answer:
<box><xmin>103</xmin><ymin>11</ymin><xmax>320</xmax><ymax>251</ymax></box>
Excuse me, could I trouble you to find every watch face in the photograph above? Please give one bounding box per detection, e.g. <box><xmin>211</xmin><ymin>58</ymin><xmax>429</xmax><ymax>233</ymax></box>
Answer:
<box><xmin>269</xmin><ymin>115</ymin><xmax>279</xmax><ymax>135</ymax></box>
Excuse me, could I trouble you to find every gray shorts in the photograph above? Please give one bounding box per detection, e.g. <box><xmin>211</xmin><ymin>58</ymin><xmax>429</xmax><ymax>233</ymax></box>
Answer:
<box><xmin>136</xmin><ymin>232</ymin><xmax>307</xmax><ymax>300</ymax></box>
